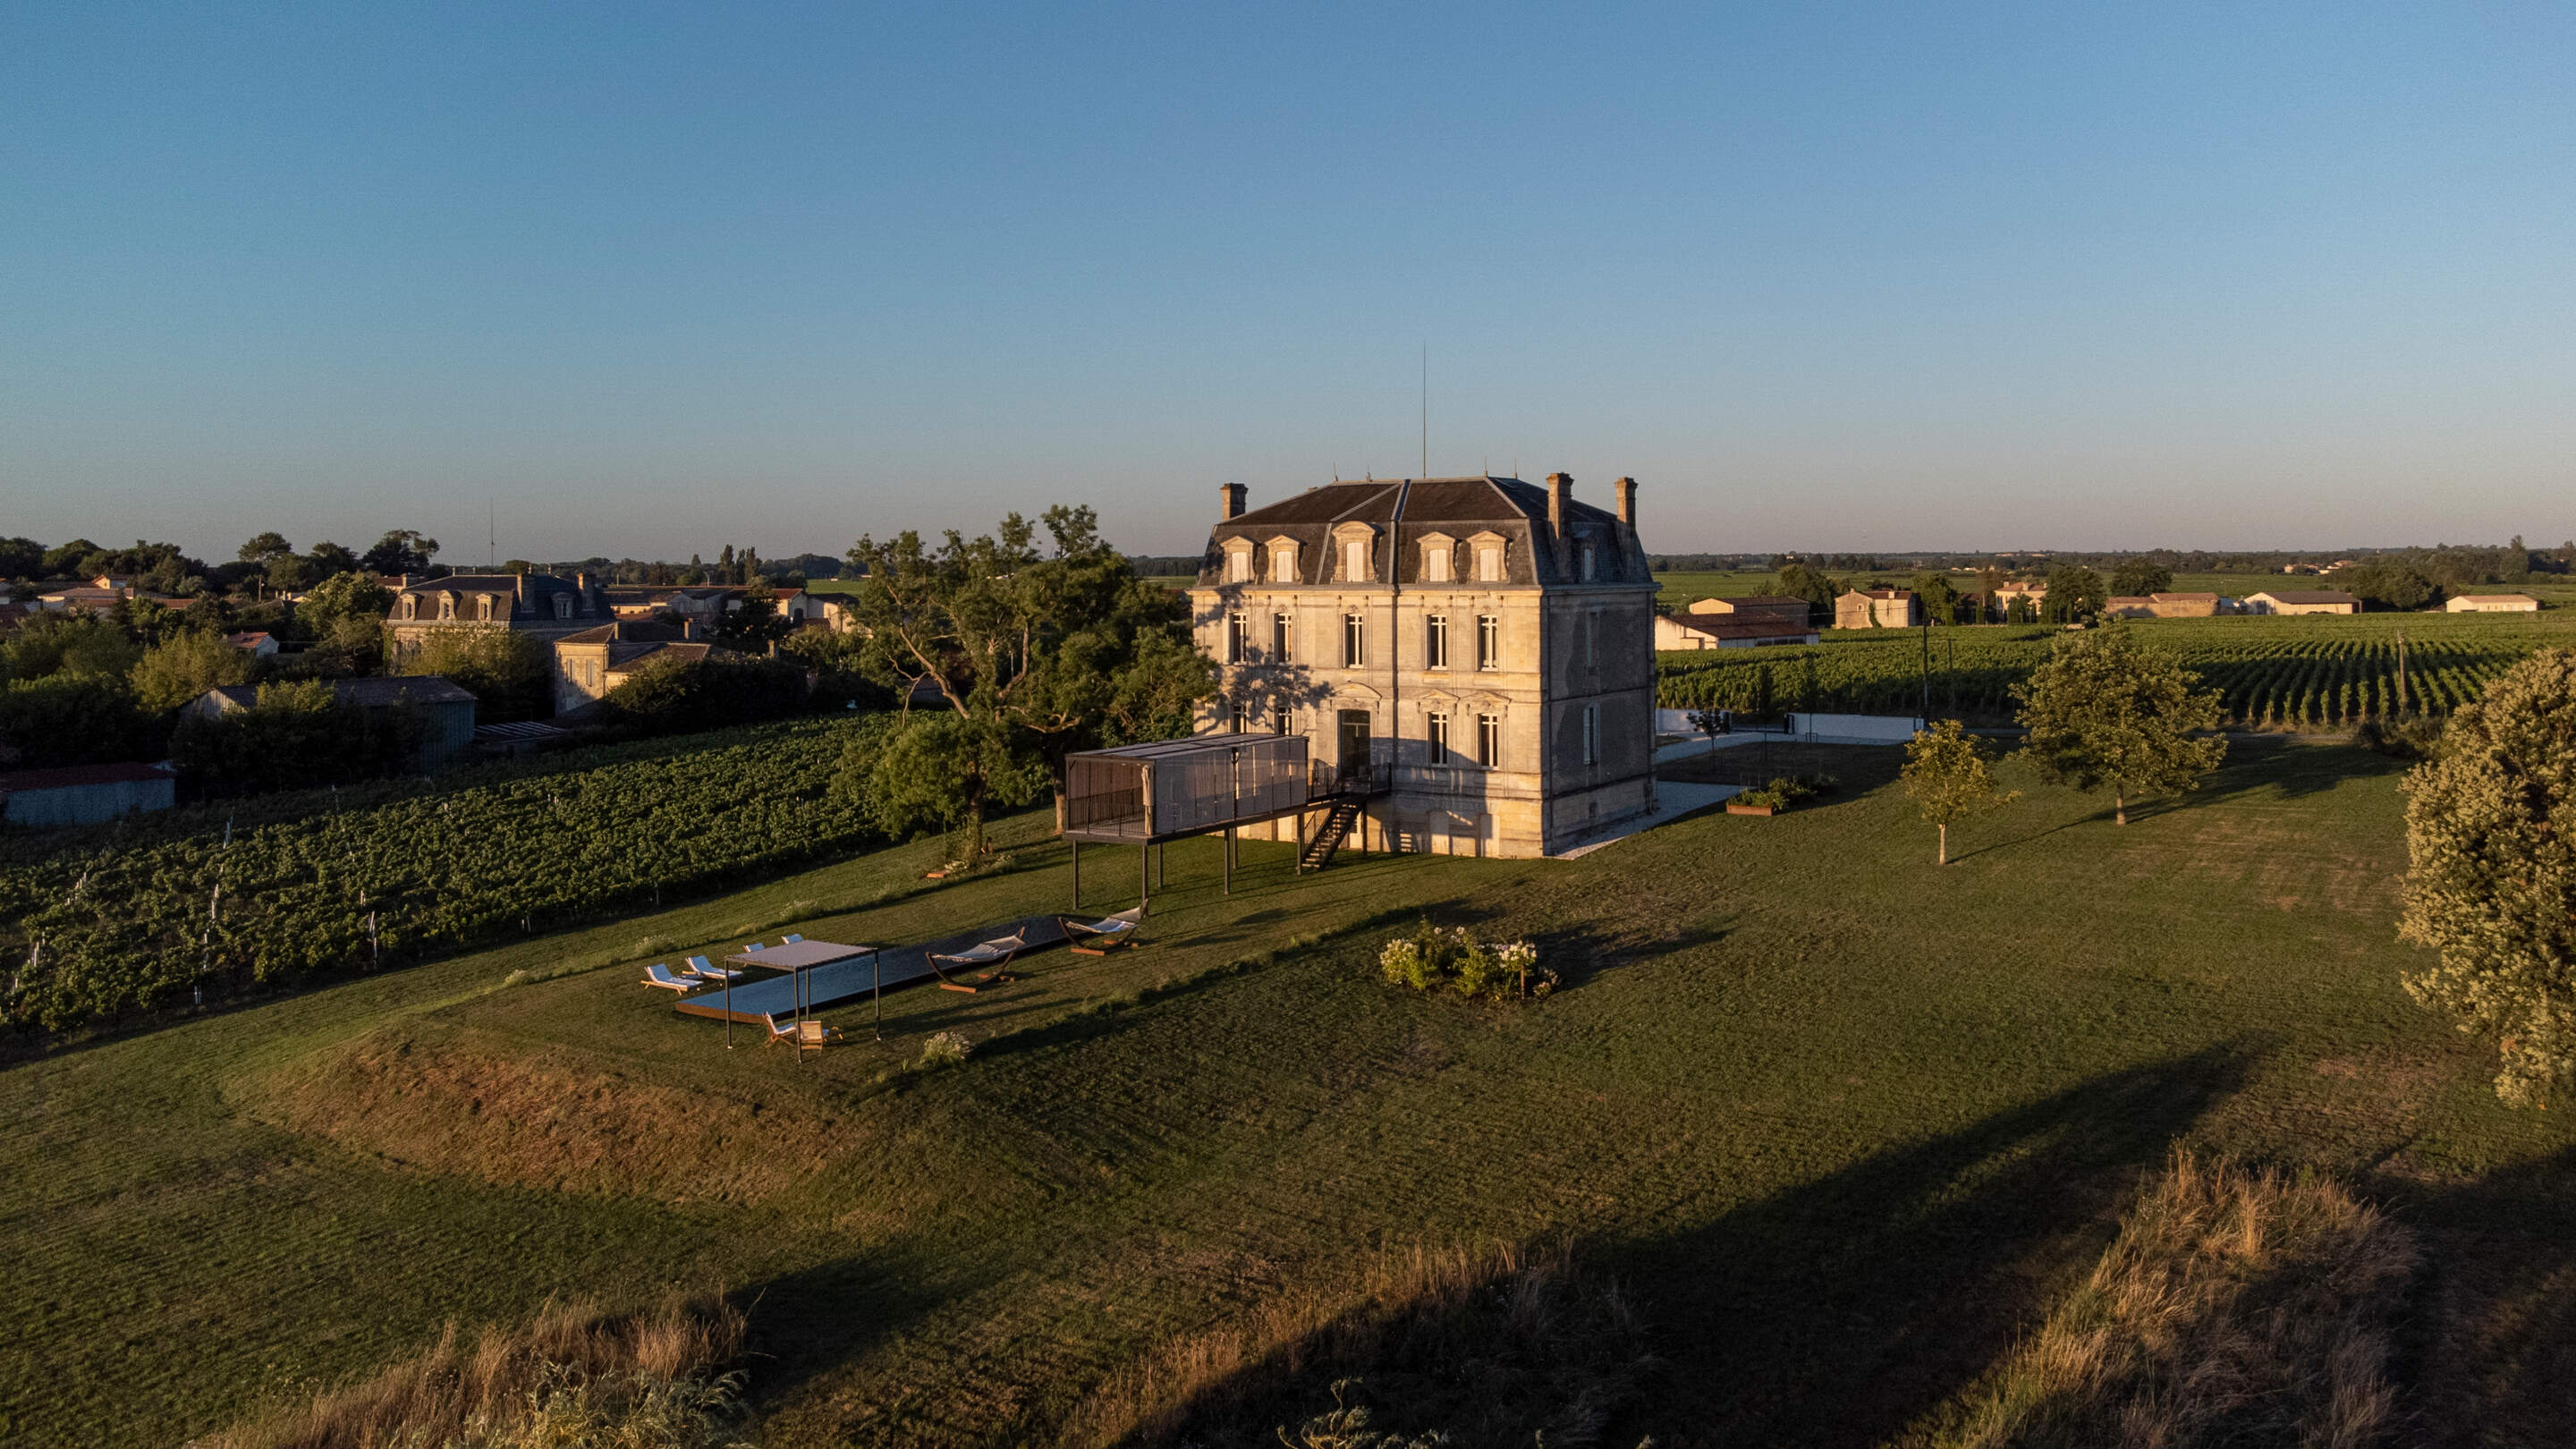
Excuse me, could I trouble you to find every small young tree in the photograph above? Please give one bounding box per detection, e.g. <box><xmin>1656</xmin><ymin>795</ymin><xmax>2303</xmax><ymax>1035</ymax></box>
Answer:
<box><xmin>2396</xmin><ymin>648</ymin><xmax>2576</xmax><ymax>1106</ymax></box>
<box><xmin>1902</xmin><ymin>720</ymin><xmax>2018</xmax><ymax>863</ymax></box>
<box><xmin>131</xmin><ymin>631</ymin><xmax>250</xmax><ymax>714</ymax></box>
<box><xmin>2014</xmin><ymin>624</ymin><xmax>2225</xmax><ymax>825</ymax></box>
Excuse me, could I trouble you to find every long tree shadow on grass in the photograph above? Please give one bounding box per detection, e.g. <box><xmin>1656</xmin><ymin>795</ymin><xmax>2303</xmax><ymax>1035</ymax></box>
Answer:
<box><xmin>1609</xmin><ymin>1042</ymin><xmax>2258</xmax><ymax>1449</ymax></box>
<box><xmin>2386</xmin><ymin>1140</ymin><xmax>2576</xmax><ymax>1447</ymax></box>
<box><xmin>1142</xmin><ymin>1045</ymin><xmax>2257</xmax><ymax>1449</ymax></box>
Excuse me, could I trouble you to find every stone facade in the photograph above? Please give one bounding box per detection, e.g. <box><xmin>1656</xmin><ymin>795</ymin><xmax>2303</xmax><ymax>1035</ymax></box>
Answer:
<box><xmin>1190</xmin><ymin>474</ymin><xmax>1658</xmax><ymax>859</ymax></box>
<box><xmin>2445</xmin><ymin>593</ymin><xmax>2539</xmax><ymax>613</ymax></box>
<box><xmin>1833</xmin><ymin>589</ymin><xmax>1920</xmax><ymax>629</ymax></box>
<box><xmin>2241</xmin><ymin>589</ymin><xmax>2360</xmax><ymax>616</ymax></box>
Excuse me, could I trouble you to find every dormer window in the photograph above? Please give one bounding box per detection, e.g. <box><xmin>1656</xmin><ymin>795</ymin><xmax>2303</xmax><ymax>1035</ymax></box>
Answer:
<box><xmin>478</xmin><ymin>596</ymin><xmax>496</xmax><ymax>622</ymax></box>
<box><xmin>1418</xmin><ymin>532</ymin><xmax>1457</xmax><ymax>584</ymax></box>
<box><xmin>1331</xmin><ymin>523</ymin><xmax>1378</xmax><ymax>584</ymax></box>
<box><xmin>554</xmin><ymin>595</ymin><xmax>573</xmax><ymax>620</ymax></box>
<box><xmin>1469</xmin><ymin>531</ymin><xmax>1508</xmax><ymax>583</ymax></box>
<box><xmin>1267</xmin><ymin>538</ymin><xmax>1300</xmax><ymax>582</ymax></box>
<box><xmin>1580</xmin><ymin>542</ymin><xmax>1597</xmax><ymax>581</ymax></box>
<box><xmin>1223</xmin><ymin>538</ymin><xmax>1255</xmax><ymax>583</ymax></box>
<box><xmin>400</xmin><ymin>596</ymin><xmax>418</xmax><ymax>621</ymax></box>
<box><xmin>438</xmin><ymin>594</ymin><xmax>455</xmax><ymax>621</ymax></box>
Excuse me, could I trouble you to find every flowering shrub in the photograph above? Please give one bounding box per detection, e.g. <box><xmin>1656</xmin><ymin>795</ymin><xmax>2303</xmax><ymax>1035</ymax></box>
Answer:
<box><xmin>1377</xmin><ymin>921</ymin><xmax>1555</xmax><ymax>1002</ymax></box>
<box><xmin>919</xmin><ymin>1030</ymin><xmax>972</xmax><ymax>1066</ymax></box>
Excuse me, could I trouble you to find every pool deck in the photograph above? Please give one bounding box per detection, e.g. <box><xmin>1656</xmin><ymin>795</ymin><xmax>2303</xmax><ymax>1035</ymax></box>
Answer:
<box><xmin>672</xmin><ymin>913</ymin><xmax>1076</xmax><ymax>1024</ymax></box>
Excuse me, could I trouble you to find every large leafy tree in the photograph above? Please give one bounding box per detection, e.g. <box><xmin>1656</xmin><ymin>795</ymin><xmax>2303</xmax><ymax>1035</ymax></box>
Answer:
<box><xmin>131</xmin><ymin>631</ymin><xmax>250</xmax><ymax>714</ymax></box>
<box><xmin>2343</xmin><ymin>561</ymin><xmax>2439</xmax><ymax>612</ymax></box>
<box><xmin>2014</xmin><ymin>624</ymin><xmax>2225</xmax><ymax>825</ymax></box>
<box><xmin>360</xmin><ymin>530</ymin><xmax>440</xmax><ymax>574</ymax></box>
<box><xmin>1775</xmin><ymin>563</ymin><xmax>1840</xmax><ymax>625</ymax></box>
<box><xmin>1902</xmin><ymin>720</ymin><xmax>2018</xmax><ymax>863</ymax></box>
<box><xmin>2042</xmin><ymin>564</ymin><xmax>2108</xmax><ymax>624</ymax></box>
<box><xmin>1911</xmin><ymin>571</ymin><xmax>1963</xmax><ymax>625</ymax></box>
<box><xmin>842</xmin><ymin>504</ymin><xmax>1213</xmax><ymax>854</ymax></box>
<box><xmin>2397</xmin><ymin>649</ymin><xmax>2576</xmax><ymax>1106</ymax></box>
<box><xmin>2110</xmin><ymin>558</ymin><xmax>2174</xmax><ymax>597</ymax></box>
<box><xmin>398</xmin><ymin>628</ymin><xmax>550</xmax><ymax>722</ymax></box>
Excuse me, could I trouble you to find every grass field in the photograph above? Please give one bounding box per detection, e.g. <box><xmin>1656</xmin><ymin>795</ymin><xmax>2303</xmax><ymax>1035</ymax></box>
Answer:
<box><xmin>11</xmin><ymin>742</ymin><xmax>2576</xmax><ymax>1445</ymax></box>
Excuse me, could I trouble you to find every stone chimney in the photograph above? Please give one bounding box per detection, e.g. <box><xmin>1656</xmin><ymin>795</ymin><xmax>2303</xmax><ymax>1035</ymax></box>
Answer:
<box><xmin>514</xmin><ymin>571</ymin><xmax>531</xmax><ymax>616</ymax></box>
<box><xmin>1546</xmin><ymin>472</ymin><xmax>1574</xmax><ymax>577</ymax></box>
<box><xmin>1219</xmin><ymin>482</ymin><xmax>1247</xmax><ymax>521</ymax></box>
<box><xmin>1613</xmin><ymin>476</ymin><xmax>1637</xmax><ymax>530</ymax></box>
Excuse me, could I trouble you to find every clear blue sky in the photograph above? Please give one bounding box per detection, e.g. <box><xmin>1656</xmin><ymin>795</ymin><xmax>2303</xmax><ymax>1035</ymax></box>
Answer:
<box><xmin>4</xmin><ymin>2</ymin><xmax>2571</xmax><ymax>564</ymax></box>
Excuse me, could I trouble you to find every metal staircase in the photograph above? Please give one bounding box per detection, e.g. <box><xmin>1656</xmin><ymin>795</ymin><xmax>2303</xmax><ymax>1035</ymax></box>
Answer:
<box><xmin>1300</xmin><ymin>799</ymin><xmax>1363</xmax><ymax>871</ymax></box>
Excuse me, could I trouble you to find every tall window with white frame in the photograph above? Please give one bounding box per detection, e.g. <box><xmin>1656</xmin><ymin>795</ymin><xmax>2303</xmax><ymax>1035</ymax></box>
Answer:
<box><xmin>1271</xmin><ymin>611</ymin><xmax>1292</xmax><ymax>662</ymax></box>
<box><xmin>1272</xmin><ymin>705</ymin><xmax>1290</xmax><ymax>735</ymax></box>
<box><xmin>1343</xmin><ymin>612</ymin><xmax>1365</xmax><ymax>667</ymax></box>
<box><xmin>1476</xmin><ymin>545</ymin><xmax>1502</xmax><ymax>582</ymax></box>
<box><xmin>1271</xmin><ymin>544</ymin><xmax>1296</xmax><ymax>581</ymax></box>
<box><xmin>1426</xmin><ymin>614</ymin><xmax>1448</xmax><ymax>669</ymax></box>
<box><xmin>1226</xmin><ymin>610</ymin><xmax>1247</xmax><ymax>665</ymax></box>
<box><xmin>1478</xmin><ymin>712</ymin><xmax>1501</xmax><ymax>768</ymax></box>
<box><xmin>1227</xmin><ymin>550</ymin><xmax>1251</xmax><ymax>583</ymax></box>
<box><xmin>1428</xmin><ymin>711</ymin><xmax>1450</xmax><ymax>764</ymax></box>
<box><xmin>1582</xmin><ymin>703</ymin><xmax>1599</xmax><ymax>766</ymax></box>
<box><xmin>1425</xmin><ymin>546</ymin><xmax>1451</xmax><ymax>582</ymax></box>
<box><xmin>1476</xmin><ymin>614</ymin><xmax>1499</xmax><ymax>671</ymax></box>
<box><xmin>1228</xmin><ymin>700</ymin><xmax>1249</xmax><ymax>733</ymax></box>
<box><xmin>1343</xmin><ymin>537</ymin><xmax>1370</xmax><ymax>582</ymax></box>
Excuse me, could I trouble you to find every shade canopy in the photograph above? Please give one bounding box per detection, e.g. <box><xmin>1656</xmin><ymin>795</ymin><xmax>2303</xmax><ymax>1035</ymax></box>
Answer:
<box><xmin>728</xmin><ymin>939</ymin><xmax>875</xmax><ymax>970</ymax></box>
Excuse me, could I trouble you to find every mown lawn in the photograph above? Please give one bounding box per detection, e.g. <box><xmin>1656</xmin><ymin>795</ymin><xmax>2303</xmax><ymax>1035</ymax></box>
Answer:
<box><xmin>8</xmin><ymin>740</ymin><xmax>2575</xmax><ymax>1446</ymax></box>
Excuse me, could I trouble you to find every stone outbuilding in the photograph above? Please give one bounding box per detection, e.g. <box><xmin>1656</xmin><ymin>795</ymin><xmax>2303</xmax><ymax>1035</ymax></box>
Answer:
<box><xmin>2445</xmin><ymin>593</ymin><xmax>2540</xmax><ymax>613</ymax></box>
<box><xmin>1833</xmin><ymin>589</ymin><xmax>1920</xmax><ymax>629</ymax></box>
<box><xmin>2241</xmin><ymin>589</ymin><xmax>2360</xmax><ymax>616</ymax></box>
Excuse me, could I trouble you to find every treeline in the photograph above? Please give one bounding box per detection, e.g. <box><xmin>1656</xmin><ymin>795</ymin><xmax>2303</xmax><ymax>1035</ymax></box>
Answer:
<box><xmin>1743</xmin><ymin>541</ymin><xmax>2576</xmax><ymax>580</ymax></box>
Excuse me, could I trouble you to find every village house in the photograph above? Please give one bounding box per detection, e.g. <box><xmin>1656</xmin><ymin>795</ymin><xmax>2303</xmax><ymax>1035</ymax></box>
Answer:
<box><xmin>1833</xmin><ymin>589</ymin><xmax>1920</xmax><ymax>629</ymax></box>
<box><xmin>550</xmin><ymin>620</ymin><xmax>730</xmax><ymax>715</ymax></box>
<box><xmin>225</xmin><ymin>631</ymin><xmax>280</xmax><ymax>657</ymax></box>
<box><xmin>2241</xmin><ymin>589</ymin><xmax>2360</xmax><ymax>616</ymax></box>
<box><xmin>1191</xmin><ymin>472</ymin><xmax>1658</xmax><ymax>859</ymax></box>
<box><xmin>384</xmin><ymin>572</ymin><xmax>615</xmax><ymax>659</ymax></box>
<box><xmin>2445</xmin><ymin>593</ymin><xmax>2540</xmax><ymax>614</ymax></box>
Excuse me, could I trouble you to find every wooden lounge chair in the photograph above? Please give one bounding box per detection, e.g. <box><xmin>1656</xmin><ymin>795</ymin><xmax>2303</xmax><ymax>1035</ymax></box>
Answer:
<box><xmin>641</xmin><ymin>963</ymin><xmax>699</xmax><ymax>992</ymax></box>
<box><xmin>1059</xmin><ymin>907</ymin><xmax>1146</xmax><ymax>956</ymax></box>
<box><xmin>928</xmin><ymin>928</ymin><xmax>1030</xmax><ymax>993</ymax></box>
<box><xmin>761</xmin><ymin>1013</ymin><xmax>843</xmax><ymax>1055</ymax></box>
<box><xmin>783</xmin><ymin>933</ymin><xmax>805</xmax><ymax>945</ymax></box>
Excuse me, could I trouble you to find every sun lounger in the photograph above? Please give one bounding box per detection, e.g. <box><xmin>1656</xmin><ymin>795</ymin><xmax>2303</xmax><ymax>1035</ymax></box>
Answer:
<box><xmin>760</xmin><ymin>1013</ymin><xmax>797</xmax><ymax>1046</ymax></box>
<box><xmin>928</xmin><ymin>928</ymin><xmax>1030</xmax><ymax>992</ymax></box>
<box><xmin>641</xmin><ymin>963</ymin><xmax>699</xmax><ymax>992</ymax></box>
<box><xmin>1059</xmin><ymin>907</ymin><xmax>1145</xmax><ymax>955</ymax></box>
<box><xmin>684</xmin><ymin>955</ymin><xmax>741</xmax><ymax>981</ymax></box>
<box><xmin>783</xmin><ymin>933</ymin><xmax>805</xmax><ymax>944</ymax></box>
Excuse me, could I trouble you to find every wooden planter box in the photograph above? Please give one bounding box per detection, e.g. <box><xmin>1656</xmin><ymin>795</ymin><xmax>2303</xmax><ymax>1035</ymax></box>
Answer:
<box><xmin>1726</xmin><ymin>802</ymin><xmax>1778</xmax><ymax>817</ymax></box>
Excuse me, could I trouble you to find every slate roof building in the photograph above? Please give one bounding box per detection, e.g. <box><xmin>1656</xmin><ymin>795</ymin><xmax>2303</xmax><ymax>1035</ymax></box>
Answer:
<box><xmin>1190</xmin><ymin>473</ymin><xmax>1658</xmax><ymax>858</ymax></box>
<box><xmin>384</xmin><ymin>572</ymin><xmax>614</xmax><ymax>659</ymax></box>
<box><xmin>551</xmin><ymin>620</ymin><xmax>731</xmax><ymax>715</ymax></box>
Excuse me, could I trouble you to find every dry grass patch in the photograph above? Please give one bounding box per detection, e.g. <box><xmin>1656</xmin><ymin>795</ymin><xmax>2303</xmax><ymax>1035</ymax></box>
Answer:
<box><xmin>195</xmin><ymin>1292</ymin><xmax>749</xmax><ymax>1449</ymax></box>
<box><xmin>1065</xmin><ymin>1241</ymin><xmax>1657</xmax><ymax>1449</ymax></box>
<box><xmin>1928</xmin><ymin>1151</ymin><xmax>2418</xmax><ymax>1449</ymax></box>
<box><xmin>244</xmin><ymin>1023</ymin><xmax>850</xmax><ymax>1206</ymax></box>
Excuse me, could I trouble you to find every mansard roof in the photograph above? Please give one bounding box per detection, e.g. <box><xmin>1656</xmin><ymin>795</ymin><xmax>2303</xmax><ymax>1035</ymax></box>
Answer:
<box><xmin>1196</xmin><ymin>476</ymin><xmax>1648</xmax><ymax>589</ymax></box>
